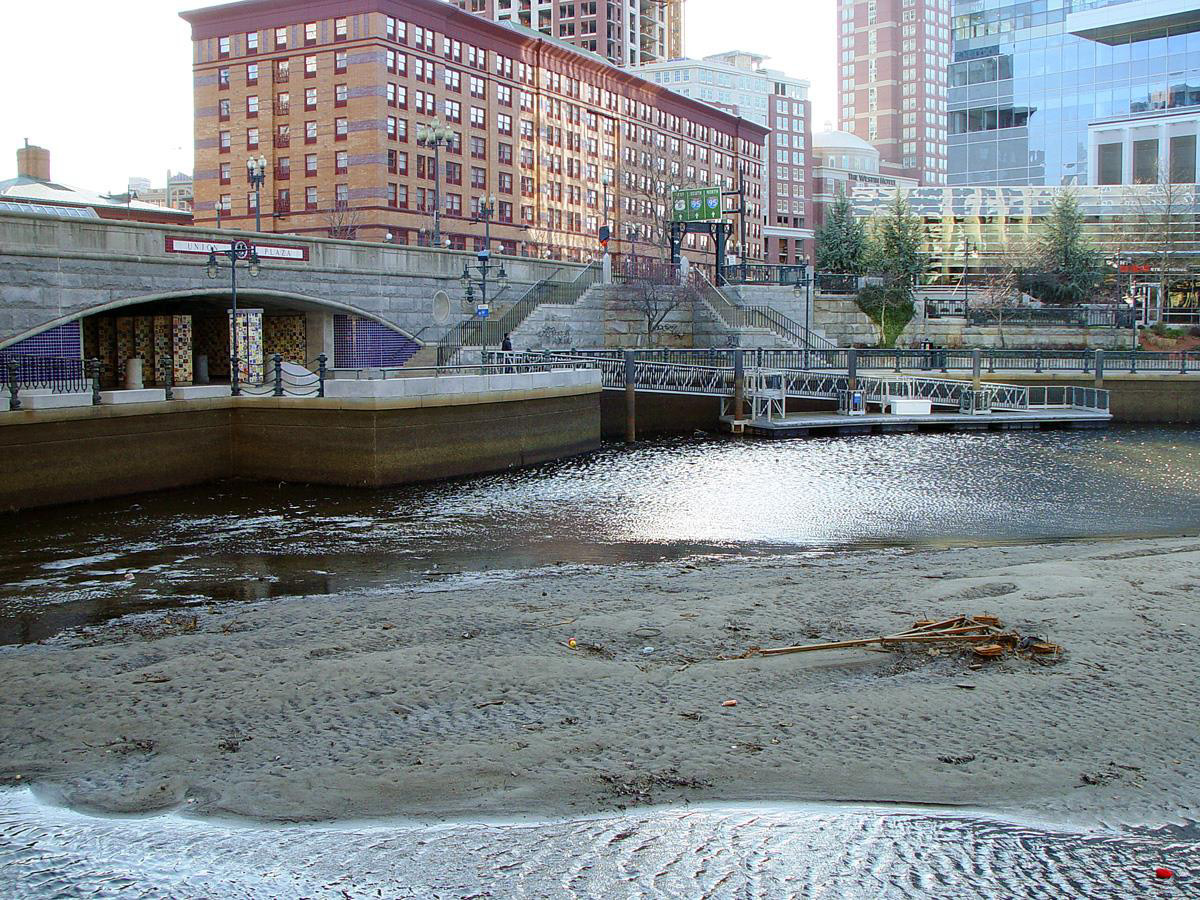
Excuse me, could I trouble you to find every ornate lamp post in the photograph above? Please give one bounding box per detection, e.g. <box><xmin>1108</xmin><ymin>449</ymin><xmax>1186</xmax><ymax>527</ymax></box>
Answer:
<box><xmin>246</xmin><ymin>154</ymin><xmax>268</xmax><ymax>232</ymax></box>
<box><xmin>601</xmin><ymin>171</ymin><xmax>612</xmax><ymax>235</ymax></box>
<box><xmin>1107</xmin><ymin>250</ymin><xmax>1135</xmax><ymax>347</ymax></box>
<box><xmin>416</xmin><ymin>120</ymin><xmax>453</xmax><ymax>247</ymax></box>
<box><xmin>207</xmin><ymin>240</ymin><xmax>261</xmax><ymax>395</ymax></box>
<box><xmin>461</xmin><ymin>193</ymin><xmax>508</xmax><ymax>372</ymax></box>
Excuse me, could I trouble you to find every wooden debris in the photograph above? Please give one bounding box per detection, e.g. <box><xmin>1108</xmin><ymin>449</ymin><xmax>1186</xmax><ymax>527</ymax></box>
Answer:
<box><xmin>749</xmin><ymin>615</ymin><xmax>1062</xmax><ymax>661</ymax></box>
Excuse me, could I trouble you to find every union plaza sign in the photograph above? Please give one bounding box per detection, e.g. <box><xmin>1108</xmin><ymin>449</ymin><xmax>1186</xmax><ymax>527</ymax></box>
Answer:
<box><xmin>164</xmin><ymin>236</ymin><xmax>309</xmax><ymax>261</ymax></box>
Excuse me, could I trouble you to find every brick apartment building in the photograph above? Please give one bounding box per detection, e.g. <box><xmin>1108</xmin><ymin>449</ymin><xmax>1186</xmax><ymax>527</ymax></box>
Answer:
<box><xmin>181</xmin><ymin>0</ymin><xmax>764</xmax><ymax>263</ymax></box>
<box><xmin>837</xmin><ymin>0</ymin><xmax>950</xmax><ymax>185</ymax></box>
<box><xmin>452</xmin><ymin>0</ymin><xmax>684</xmax><ymax>68</ymax></box>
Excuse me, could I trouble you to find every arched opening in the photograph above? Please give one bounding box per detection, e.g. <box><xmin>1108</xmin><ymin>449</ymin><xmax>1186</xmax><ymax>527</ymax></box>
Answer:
<box><xmin>2</xmin><ymin>290</ymin><xmax>422</xmax><ymax>390</ymax></box>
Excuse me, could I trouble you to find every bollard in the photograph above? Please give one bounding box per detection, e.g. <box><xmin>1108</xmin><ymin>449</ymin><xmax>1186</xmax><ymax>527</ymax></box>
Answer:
<box><xmin>1094</xmin><ymin>349</ymin><xmax>1105</xmax><ymax>389</ymax></box>
<box><xmin>231</xmin><ymin>354</ymin><xmax>241</xmax><ymax>396</ymax></box>
<box><xmin>733</xmin><ymin>348</ymin><xmax>745</xmax><ymax>422</ymax></box>
<box><xmin>273</xmin><ymin>353</ymin><xmax>284</xmax><ymax>396</ymax></box>
<box><xmin>89</xmin><ymin>358</ymin><xmax>101</xmax><ymax>405</ymax></box>
<box><xmin>623</xmin><ymin>349</ymin><xmax>636</xmax><ymax>443</ymax></box>
<box><xmin>1035</xmin><ymin>350</ymin><xmax>1043</xmax><ymax>374</ymax></box>
<box><xmin>161</xmin><ymin>355</ymin><xmax>173</xmax><ymax>400</ymax></box>
<box><xmin>7</xmin><ymin>360</ymin><xmax>19</xmax><ymax>411</ymax></box>
<box><xmin>847</xmin><ymin>348</ymin><xmax>858</xmax><ymax>392</ymax></box>
<box><xmin>987</xmin><ymin>350</ymin><xmax>995</xmax><ymax>374</ymax></box>
<box><xmin>971</xmin><ymin>348</ymin><xmax>982</xmax><ymax>391</ymax></box>
<box><xmin>317</xmin><ymin>354</ymin><xmax>327</xmax><ymax>397</ymax></box>
<box><xmin>940</xmin><ymin>348</ymin><xmax>949</xmax><ymax>373</ymax></box>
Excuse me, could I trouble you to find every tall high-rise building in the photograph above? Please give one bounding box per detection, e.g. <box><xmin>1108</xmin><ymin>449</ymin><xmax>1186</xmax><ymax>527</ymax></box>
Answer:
<box><xmin>452</xmin><ymin>0</ymin><xmax>684</xmax><ymax>67</ymax></box>
<box><xmin>948</xmin><ymin>0</ymin><xmax>1200</xmax><ymax>186</ymax></box>
<box><xmin>640</xmin><ymin>50</ymin><xmax>812</xmax><ymax>264</ymax></box>
<box><xmin>837</xmin><ymin>0</ymin><xmax>951</xmax><ymax>185</ymax></box>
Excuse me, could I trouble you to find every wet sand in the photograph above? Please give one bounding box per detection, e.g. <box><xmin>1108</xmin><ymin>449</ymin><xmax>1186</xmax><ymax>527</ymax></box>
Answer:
<box><xmin>1</xmin><ymin>537</ymin><xmax>1198</xmax><ymax>827</ymax></box>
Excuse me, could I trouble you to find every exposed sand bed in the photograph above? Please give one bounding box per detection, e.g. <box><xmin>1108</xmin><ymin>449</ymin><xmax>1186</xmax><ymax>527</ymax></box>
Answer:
<box><xmin>1</xmin><ymin>537</ymin><xmax>1198</xmax><ymax>827</ymax></box>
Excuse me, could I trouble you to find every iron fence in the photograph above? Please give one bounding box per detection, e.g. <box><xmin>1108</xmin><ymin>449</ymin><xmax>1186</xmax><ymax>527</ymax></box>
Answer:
<box><xmin>720</xmin><ymin>264</ymin><xmax>808</xmax><ymax>286</ymax></box>
<box><xmin>1</xmin><ymin>353</ymin><xmax>90</xmax><ymax>393</ymax></box>
<box><xmin>437</xmin><ymin>263</ymin><xmax>600</xmax><ymax>366</ymax></box>
<box><xmin>238</xmin><ymin>353</ymin><xmax>327</xmax><ymax>397</ymax></box>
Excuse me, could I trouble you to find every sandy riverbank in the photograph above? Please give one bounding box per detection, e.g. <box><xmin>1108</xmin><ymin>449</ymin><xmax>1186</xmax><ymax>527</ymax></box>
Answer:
<box><xmin>1</xmin><ymin>537</ymin><xmax>1198</xmax><ymax>828</ymax></box>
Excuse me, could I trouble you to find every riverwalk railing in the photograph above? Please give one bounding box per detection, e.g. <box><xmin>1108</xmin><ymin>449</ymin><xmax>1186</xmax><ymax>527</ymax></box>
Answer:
<box><xmin>1</xmin><ymin>354</ymin><xmax>90</xmax><ymax>394</ymax></box>
<box><xmin>693</xmin><ymin>271</ymin><xmax>838</xmax><ymax>351</ymax></box>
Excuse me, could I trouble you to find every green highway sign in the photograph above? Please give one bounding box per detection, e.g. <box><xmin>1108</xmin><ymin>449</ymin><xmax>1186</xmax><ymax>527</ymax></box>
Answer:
<box><xmin>671</xmin><ymin>186</ymin><xmax>722</xmax><ymax>222</ymax></box>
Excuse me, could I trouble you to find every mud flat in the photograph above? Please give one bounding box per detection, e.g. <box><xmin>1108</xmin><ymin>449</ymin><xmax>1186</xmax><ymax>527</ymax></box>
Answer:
<box><xmin>1</xmin><ymin>537</ymin><xmax>1197</xmax><ymax>827</ymax></box>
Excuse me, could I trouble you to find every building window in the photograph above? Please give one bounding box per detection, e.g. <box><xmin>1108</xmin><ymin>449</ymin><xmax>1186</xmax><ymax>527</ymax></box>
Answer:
<box><xmin>246</xmin><ymin>95</ymin><xmax>259</xmax><ymax>118</ymax></box>
<box><xmin>1171</xmin><ymin>135</ymin><xmax>1197</xmax><ymax>184</ymax></box>
<box><xmin>335</xmin><ymin>84</ymin><xmax>348</xmax><ymax>107</ymax></box>
<box><xmin>396</xmin><ymin>185</ymin><xmax>408</xmax><ymax>209</ymax></box>
<box><xmin>388</xmin><ymin>183</ymin><xmax>398</xmax><ymax>208</ymax></box>
<box><xmin>246</xmin><ymin>31</ymin><xmax>258</xmax><ymax>53</ymax></box>
<box><xmin>218</xmin><ymin>36</ymin><xmax>230</xmax><ymax>58</ymax></box>
<box><xmin>335</xmin><ymin>150</ymin><xmax>349</xmax><ymax>174</ymax></box>
<box><xmin>246</xmin><ymin>128</ymin><xmax>258</xmax><ymax>150</ymax></box>
<box><xmin>219</xmin><ymin>193</ymin><xmax>231</xmax><ymax>212</ymax></box>
<box><xmin>1098</xmin><ymin>143</ymin><xmax>1122</xmax><ymax>185</ymax></box>
<box><xmin>469</xmin><ymin>107</ymin><xmax>485</xmax><ymax>128</ymax></box>
<box><xmin>219</xmin><ymin>99</ymin><xmax>230</xmax><ymax>121</ymax></box>
<box><xmin>274</xmin><ymin>27</ymin><xmax>287</xmax><ymax>49</ymax></box>
<box><xmin>276</xmin><ymin>156</ymin><xmax>290</xmax><ymax>180</ymax></box>
<box><xmin>471</xmin><ymin>166</ymin><xmax>486</xmax><ymax>188</ymax></box>
<box><xmin>335</xmin><ymin>118</ymin><xmax>348</xmax><ymax>140</ymax></box>
<box><xmin>306</xmin><ymin>186</ymin><xmax>318</xmax><ymax>210</ymax></box>
<box><xmin>336</xmin><ymin>183</ymin><xmax>349</xmax><ymax>203</ymax></box>
<box><xmin>219</xmin><ymin>130</ymin><xmax>231</xmax><ymax>153</ymax></box>
<box><xmin>1133</xmin><ymin>139</ymin><xmax>1159</xmax><ymax>184</ymax></box>
<box><xmin>305</xmin><ymin>121</ymin><xmax>317</xmax><ymax>144</ymax></box>
<box><xmin>306</xmin><ymin>153</ymin><xmax>317</xmax><ymax>176</ymax></box>
<box><xmin>275</xmin><ymin>124</ymin><xmax>290</xmax><ymax>148</ymax></box>
<box><xmin>444</xmin><ymin>100</ymin><xmax>461</xmax><ymax>123</ymax></box>
<box><xmin>218</xmin><ymin>67</ymin><xmax>230</xmax><ymax>89</ymax></box>
<box><xmin>219</xmin><ymin>162</ymin><xmax>231</xmax><ymax>184</ymax></box>
<box><xmin>305</xmin><ymin>88</ymin><xmax>317</xmax><ymax>110</ymax></box>
<box><xmin>335</xmin><ymin>51</ymin><xmax>347</xmax><ymax>74</ymax></box>
<box><xmin>276</xmin><ymin>188</ymin><xmax>290</xmax><ymax>213</ymax></box>
<box><xmin>305</xmin><ymin>55</ymin><xmax>317</xmax><ymax>77</ymax></box>
<box><xmin>334</xmin><ymin>18</ymin><xmax>348</xmax><ymax>40</ymax></box>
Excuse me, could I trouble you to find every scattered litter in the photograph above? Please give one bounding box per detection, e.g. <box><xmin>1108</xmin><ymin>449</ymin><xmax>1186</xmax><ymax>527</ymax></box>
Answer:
<box><xmin>567</xmin><ymin>637</ymin><xmax>578</xmax><ymax>649</ymax></box>
<box><xmin>475</xmin><ymin>699</ymin><xmax>506</xmax><ymax>709</ymax></box>
<box><xmin>721</xmin><ymin>699</ymin><xmax>738</xmax><ymax>708</ymax></box>
<box><xmin>641</xmin><ymin>646</ymin><xmax>655</xmax><ymax>655</ymax></box>
<box><xmin>955</xmin><ymin>683</ymin><xmax>976</xmax><ymax>690</ymax></box>
<box><xmin>1155</xmin><ymin>867</ymin><xmax>1175</xmax><ymax>880</ymax></box>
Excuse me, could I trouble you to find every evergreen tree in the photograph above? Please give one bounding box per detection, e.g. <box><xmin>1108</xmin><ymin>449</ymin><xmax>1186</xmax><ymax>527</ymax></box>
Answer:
<box><xmin>1033</xmin><ymin>191</ymin><xmax>1102</xmax><ymax>305</ymax></box>
<box><xmin>866</xmin><ymin>190</ymin><xmax>929</xmax><ymax>298</ymax></box>
<box><xmin>815</xmin><ymin>188</ymin><xmax>868</xmax><ymax>274</ymax></box>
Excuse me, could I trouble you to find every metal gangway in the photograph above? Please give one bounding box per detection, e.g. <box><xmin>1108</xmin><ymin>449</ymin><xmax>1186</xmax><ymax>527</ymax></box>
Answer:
<box><xmin>500</xmin><ymin>350</ymin><xmax>1111</xmax><ymax>422</ymax></box>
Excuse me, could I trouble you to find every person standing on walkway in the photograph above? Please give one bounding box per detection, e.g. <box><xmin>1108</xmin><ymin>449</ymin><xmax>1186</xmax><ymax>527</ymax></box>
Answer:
<box><xmin>501</xmin><ymin>333</ymin><xmax>513</xmax><ymax>352</ymax></box>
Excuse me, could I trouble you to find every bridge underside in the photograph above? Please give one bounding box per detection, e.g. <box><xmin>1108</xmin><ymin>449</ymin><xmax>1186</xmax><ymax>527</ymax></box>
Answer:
<box><xmin>5</xmin><ymin>292</ymin><xmax>422</xmax><ymax>390</ymax></box>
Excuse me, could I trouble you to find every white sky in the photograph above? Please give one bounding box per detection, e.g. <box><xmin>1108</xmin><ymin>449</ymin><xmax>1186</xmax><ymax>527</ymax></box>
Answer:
<box><xmin>0</xmin><ymin>0</ymin><xmax>835</xmax><ymax>193</ymax></box>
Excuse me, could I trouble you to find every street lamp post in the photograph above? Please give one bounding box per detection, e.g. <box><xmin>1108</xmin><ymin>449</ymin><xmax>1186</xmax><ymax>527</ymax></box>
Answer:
<box><xmin>1107</xmin><ymin>250</ymin><xmax>1135</xmax><ymax>347</ymax></box>
<box><xmin>207</xmin><ymin>240</ymin><xmax>261</xmax><ymax>396</ymax></box>
<box><xmin>416</xmin><ymin>120</ymin><xmax>453</xmax><ymax>247</ymax></box>
<box><xmin>246</xmin><ymin>155</ymin><xmax>268</xmax><ymax>232</ymax></box>
<box><xmin>461</xmin><ymin>193</ymin><xmax>508</xmax><ymax>373</ymax></box>
<box><xmin>601</xmin><ymin>171</ymin><xmax>612</xmax><ymax>239</ymax></box>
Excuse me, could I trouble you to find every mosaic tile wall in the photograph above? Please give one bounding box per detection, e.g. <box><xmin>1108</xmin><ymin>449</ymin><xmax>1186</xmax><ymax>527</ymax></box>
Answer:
<box><xmin>152</xmin><ymin>316</ymin><xmax>172</xmax><ymax>386</ymax></box>
<box><xmin>229</xmin><ymin>309</ymin><xmax>264</xmax><ymax>384</ymax></box>
<box><xmin>172</xmin><ymin>316</ymin><xmax>193</xmax><ymax>385</ymax></box>
<box><xmin>264</xmin><ymin>315</ymin><xmax>307</xmax><ymax>367</ymax></box>
<box><xmin>116</xmin><ymin>318</ymin><xmax>134</xmax><ymax>383</ymax></box>
<box><xmin>333</xmin><ymin>315</ymin><xmax>419</xmax><ymax>368</ymax></box>
<box><xmin>3</xmin><ymin>322</ymin><xmax>82</xmax><ymax>357</ymax></box>
<box><xmin>194</xmin><ymin>315</ymin><xmax>229</xmax><ymax>381</ymax></box>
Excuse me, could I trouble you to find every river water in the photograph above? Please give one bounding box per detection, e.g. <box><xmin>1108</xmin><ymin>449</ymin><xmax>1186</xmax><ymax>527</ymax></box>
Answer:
<box><xmin>2</xmin><ymin>425</ymin><xmax>1199</xmax><ymax>895</ymax></box>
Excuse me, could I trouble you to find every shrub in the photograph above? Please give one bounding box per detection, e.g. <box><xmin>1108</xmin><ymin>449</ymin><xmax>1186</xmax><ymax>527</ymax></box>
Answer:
<box><xmin>855</xmin><ymin>284</ymin><xmax>915</xmax><ymax>347</ymax></box>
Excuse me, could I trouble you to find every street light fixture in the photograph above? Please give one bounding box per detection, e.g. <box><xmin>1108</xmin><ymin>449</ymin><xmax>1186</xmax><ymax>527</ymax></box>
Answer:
<box><xmin>246</xmin><ymin>154</ymin><xmax>268</xmax><ymax>232</ymax></box>
<box><xmin>461</xmin><ymin>193</ymin><xmax>509</xmax><ymax>372</ymax></box>
<box><xmin>207</xmin><ymin>240</ymin><xmax>261</xmax><ymax>396</ymax></box>
<box><xmin>416</xmin><ymin>120</ymin><xmax>453</xmax><ymax>247</ymax></box>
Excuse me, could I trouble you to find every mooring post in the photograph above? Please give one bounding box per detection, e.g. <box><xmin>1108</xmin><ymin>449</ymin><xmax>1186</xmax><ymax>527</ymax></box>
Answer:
<box><xmin>273</xmin><ymin>353</ymin><xmax>284</xmax><ymax>397</ymax></box>
<box><xmin>847</xmin><ymin>348</ymin><xmax>858</xmax><ymax>392</ymax></box>
<box><xmin>317</xmin><ymin>354</ymin><xmax>327</xmax><ymax>397</ymax></box>
<box><xmin>971</xmin><ymin>348</ymin><xmax>982</xmax><ymax>391</ymax></box>
<box><xmin>161</xmin><ymin>355</ymin><xmax>173</xmax><ymax>400</ymax></box>
<box><xmin>89</xmin><ymin>358</ymin><xmax>101</xmax><ymax>405</ymax></box>
<box><xmin>1094</xmin><ymin>348</ymin><xmax>1105</xmax><ymax>389</ymax></box>
<box><xmin>7</xmin><ymin>360</ymin><xmax>20</xmax><ymax>411</ymax></box>
<box><xmin>624</xmin><ymin>349</ymin><xmax>636</xmax><ymax>443</ymax></box>
<box><xmin>733</xmin><ymin>347</ymin><xmax>745</xmax><ymax>421</ymax></box>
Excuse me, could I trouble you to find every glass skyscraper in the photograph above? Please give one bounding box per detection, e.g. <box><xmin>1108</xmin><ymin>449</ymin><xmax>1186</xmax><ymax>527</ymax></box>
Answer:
<box><xmin>948</xmin><ymin>0</ymin><xmax>1200</xmax><ymax>185</ymax></box>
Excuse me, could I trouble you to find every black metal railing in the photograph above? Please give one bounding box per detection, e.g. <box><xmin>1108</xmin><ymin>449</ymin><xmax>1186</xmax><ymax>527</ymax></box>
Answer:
<box><xmin>965</xmin><ymin>306</ymin><xmax>1135</xmax><ymax>328</ymax></box>
<box><xmin>720</xmin><ymin>263</ymin><xmax>808</xmax><ymax>286</ymax></box>
<box><xmin>815</xmin><ymin>273</ymin><xmax>863</xmax><ymax>294</ymax></box>
<box><xmin>437</xmin><ymin>263</ymin><xmax>600</xmax><ymax>366</ymax></box>
<box><xmin>1</xmin><ymin>353</ymin><xmax>89</xmax><ymax>393</ymax></box>
<box><xmin>238</xmin><ymin>353</ymin><xmax>327</xmax><ymax>397</ymax></box>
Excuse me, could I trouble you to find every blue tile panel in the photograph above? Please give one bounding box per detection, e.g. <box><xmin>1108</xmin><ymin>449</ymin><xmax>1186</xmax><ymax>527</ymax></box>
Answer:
<box><xmin>4</xmin><ymin>322</ymin><xmax>83</xmax><ymax>357</ymax></box>
<box><xmin>333</xmin><ymin>315</ymin><xmax>419</xmax><ymax>368</ymax></box>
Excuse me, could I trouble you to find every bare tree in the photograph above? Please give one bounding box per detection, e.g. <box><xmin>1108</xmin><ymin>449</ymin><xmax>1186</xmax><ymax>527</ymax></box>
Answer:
<box><xmin>617</xmin><ymin>274</ymin><xmax>701</xmax><ymax>346</ymax></box>
<box><xmin>1131</xmin><ymin>180</ymin><xmax>1199</xmax><ymax>319</ymax></box>
<box><xmin>326</xmin><ymin>200</ymin><xmax>362</xmax><ymax>240</ymax></box>
<box><xmin>975</xmin><ymin>240</ymin><xmax>1037</xmax><ymax>349</ymax></box>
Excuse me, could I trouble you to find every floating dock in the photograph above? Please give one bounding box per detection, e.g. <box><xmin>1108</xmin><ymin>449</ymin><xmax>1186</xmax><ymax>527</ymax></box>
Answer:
<box><xmin>721</xmin><ymin>408</ymin><xmax>1111</xmax><ymax>438</ymax></box>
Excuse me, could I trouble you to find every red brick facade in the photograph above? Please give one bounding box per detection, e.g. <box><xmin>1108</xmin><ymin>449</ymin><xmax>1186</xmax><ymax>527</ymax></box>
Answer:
<box><xmin>181</xmin><ymin>0</ymin><xmax>765</xmax><ymax>262</ymax></box>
